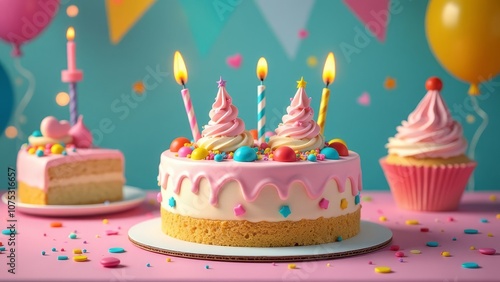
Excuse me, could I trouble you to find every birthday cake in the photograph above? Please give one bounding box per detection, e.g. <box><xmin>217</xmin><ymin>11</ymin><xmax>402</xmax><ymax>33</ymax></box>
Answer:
<box><xmin>158</xmin><ymin>77</ymin><xmax>362</xmax><ymax>247</ymax></box>
<box><xmin>17</xmin><ymin>116</ymin><xmax>125</xmax><ymax>205</ymax></box>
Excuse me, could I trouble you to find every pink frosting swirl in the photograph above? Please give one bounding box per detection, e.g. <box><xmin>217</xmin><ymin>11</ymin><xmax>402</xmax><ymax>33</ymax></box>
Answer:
<box><xmin>201</xmin><ymin>85</ymin><xmax>246</xmax><ymax>137</ymax></box>
<box><xmin>69</xmin><ymin>115</ymin><xmax>93</xmax><ymax>148</ymax></box>
<box><xmin>275</xmin><ymin>87</ymin><xmax>320</xmax><ymax>139</ymax></box>
<box><xmin>387</xmin><ymin>90</ymin><xmax>467</xmax><ymax>158</ymax></box>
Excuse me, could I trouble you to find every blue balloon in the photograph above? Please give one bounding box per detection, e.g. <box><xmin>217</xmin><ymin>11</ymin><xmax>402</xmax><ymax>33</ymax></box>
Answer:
<box><xmin>0</xmin><ymin>62</ymin><xmax>14</xmax><ymax>134</ymax></box>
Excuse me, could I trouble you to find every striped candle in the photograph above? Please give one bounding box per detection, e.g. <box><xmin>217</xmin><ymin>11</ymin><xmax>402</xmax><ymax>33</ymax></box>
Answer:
<box><xmin>257</xmin><ymin>83</ymin><xmax>266</xmax><ymax>143</ymax></box>
<box><xmin>69</xmin><ymin>82</ymin><xmax>78</xmax><ymax>126</ymax></box>
<box><xmin>256</xmin><ymin>57</ymin><xmax>268</xmax><ymax>143</ymax></box>
<box><xmin>317</xmin><ymin>87</ymin><xmax>330</xmax><ymax>135</ymax></box>
<box><xmin>181</xmin><ymin>88</ymin><xmax>201</xmax><ymax>142</ymax></box>
<box><xmin>318</xmin><ymin>52</ymin><xmax>336</xmax><ymax>135</ymax></box>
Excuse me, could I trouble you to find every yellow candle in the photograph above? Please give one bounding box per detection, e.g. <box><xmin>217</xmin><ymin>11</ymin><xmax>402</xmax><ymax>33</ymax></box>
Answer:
<box><xmin>317</xmin><ymin>52</ymin><xmax>336</xmax><ymax>135</ymax></box>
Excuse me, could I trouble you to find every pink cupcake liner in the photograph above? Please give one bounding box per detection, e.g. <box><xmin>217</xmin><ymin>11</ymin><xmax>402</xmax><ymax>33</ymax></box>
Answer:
<box><xmin>380</xmin><ymin>158</ymin><xmax>476</xmax><ymax>211</ymax></box>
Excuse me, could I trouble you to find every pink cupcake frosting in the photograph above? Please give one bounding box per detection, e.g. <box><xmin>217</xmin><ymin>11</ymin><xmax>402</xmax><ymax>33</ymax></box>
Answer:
<box><xmin>386</xmin><ymin>89</ymin><xmax>467</xmax><ymax>158</ymax></box>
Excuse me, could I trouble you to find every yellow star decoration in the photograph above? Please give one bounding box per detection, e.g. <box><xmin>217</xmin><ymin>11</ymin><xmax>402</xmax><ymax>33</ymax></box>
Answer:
<box><xmin>297</xmin><ymin>77</ymin><xmax>307</xmax><ymax>88</ymax></box>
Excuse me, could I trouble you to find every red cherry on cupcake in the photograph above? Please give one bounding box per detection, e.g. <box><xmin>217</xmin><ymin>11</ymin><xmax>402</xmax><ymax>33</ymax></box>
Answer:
<box><xmin>273</xmin><ymin>146</ymin><xmax>296</xmax><ymax>162</ymax></box>
<box><xmin>328</xmin><ymin>142</ymin><xmax>349</xmax><ymax>156</ymax></box>
<box><xmin>169</xmin><ymin>137</ymin><xmax>191</xmax><ymax>152</ymax></box>
<box><xmin>426</xmin><ymin>77</ymin><xmax>442</xmax><ymax>91</ymax></box>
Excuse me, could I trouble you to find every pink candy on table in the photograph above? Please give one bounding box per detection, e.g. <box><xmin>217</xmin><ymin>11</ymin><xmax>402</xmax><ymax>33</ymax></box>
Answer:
<box><xmin>478</xmin><ymin>248</ymin><xmax>496</xmax><ymax>255</ymax></box>
<box><xmin>100</xmin><ymin>257</ymin><xmax>120</xmax><ymax>267</ymax></box>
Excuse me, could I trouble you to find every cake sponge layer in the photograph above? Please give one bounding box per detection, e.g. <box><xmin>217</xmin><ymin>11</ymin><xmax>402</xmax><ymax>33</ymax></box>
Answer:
<box><xmin>161</xmin><ymin>207</ymin><xmax>360</xmax><ymax>247</ymax></box>
<box><xmin>48</xmin><ymin>159</ymin><xmax>122</xmax><ymax>179</ymax></box>
<box><xmin>19</xmin><ymin>181</ymin><xmax>123</xmax><ymax>205</ymax></box>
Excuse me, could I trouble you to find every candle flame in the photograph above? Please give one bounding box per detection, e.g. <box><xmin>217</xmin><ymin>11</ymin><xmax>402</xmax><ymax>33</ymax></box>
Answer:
<box><xmin>66</xmin><ymin>27</ymin><xmax>75</xmax><ymax>41</ymax></box>
<box><xmin>256</xmin><ymin>57</ymin><xmax>268</xmax><ymax>81</ymax></box>
<box><xmin>173</xmin><ymin>51</ymin><xmax>188</xmax><ymax>86</ymax></box>
<box><xmin>322</xmin><ymin>52</ymin><xmax>336</xmax><ymax>86</ymax></box>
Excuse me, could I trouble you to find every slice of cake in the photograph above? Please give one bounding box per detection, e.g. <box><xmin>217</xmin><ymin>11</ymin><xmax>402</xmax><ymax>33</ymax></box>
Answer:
<box><xmin>18</xmin><ymin>116</ymin><xmax>125</xmax><ymax>205</ymax></box>
<box><xmin>158</xmin><ymin>78</ymin><xmax>362</xmax><ymax>247</ymax></box>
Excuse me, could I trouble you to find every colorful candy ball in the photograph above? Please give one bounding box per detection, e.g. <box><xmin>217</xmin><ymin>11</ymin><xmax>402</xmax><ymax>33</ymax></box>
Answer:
<box><xmin>272</xmin><ymin>146</ymin><xmax>296</xmax><ymax>162</ymax></box>
<box><xmin>214</xmin><ymin>154</ymin><xmax>224</xmax><ymax>162</ymax></box>
<box><xmin>177</xmin><ymin>146</ymin><xmax>193</xmax><ymax>157</ymax></box>
<box><xmin>328</xmin><ymin>142</ymin><xmax>349</xmax><ymax>156</ymax></box>
<box><xmin>51</xmin><ymin>144</ymin><xmax>64</xmax><ymax>154</ymax></box>
<box><xmin>328</xmin><ymin>138</ymin><xmax>346</xmax><ymax>146</ymax></box>
<box><xmin>426</xmin><ymin>76</ymin><xmax>442</xmax><ymax>91</ymax></box>
<box><xmin>169</xmin><ymin>137</ymin><xmax>191</xmax><ymax>153</ymax></box>
<box><xmin>233</xmin><ymin>146</ymin><xmax>257</xmax><ymax>162</ymax></box>
<box><xmin>190</xmin><ymin>147</ymin><xmax>209</xmax><ymax>160</ymax></box>
<box><xmin>320</xmin><ymin>147</ymin><xmax>340</xmax><ymax>160</ymax></box>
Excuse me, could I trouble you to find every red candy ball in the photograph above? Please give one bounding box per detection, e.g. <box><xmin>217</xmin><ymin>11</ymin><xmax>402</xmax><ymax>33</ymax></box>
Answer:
<box><xmin>169</xmin><ymin>137</ymin><xmax>191</xmax><ymax>153</ymax></box>
<box><xmin>273</xmin><ymin>146</ymin><xmax>296</xmax><ymax>162</ymax></box>
<box><xmin>426</xmin><ymin>77</ymin><xmax>442</xmax><ymax>91</ymax></box>
<box><xmin>328</xmin><ymin>142</ymin><xmax>349</xmax><ymax>156</ymax></box>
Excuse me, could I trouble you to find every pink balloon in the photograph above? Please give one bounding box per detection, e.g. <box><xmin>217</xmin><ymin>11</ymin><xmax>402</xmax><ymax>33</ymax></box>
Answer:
<box><xmin>0</xmin><ymin>0</ymin><xmax>60</xmax><ymax>57</ymax></box>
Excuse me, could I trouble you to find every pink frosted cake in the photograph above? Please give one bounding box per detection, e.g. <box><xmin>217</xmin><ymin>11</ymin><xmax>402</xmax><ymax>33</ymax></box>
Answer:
<box><xmin>18</xmin><ymin>116</ymin><xmax>125</xmax><ymax>205</ymax></box>
<box><xmin>158</xmin><ymin>78</ymin><xmax>362</xmax><ymax>247</ymax></box>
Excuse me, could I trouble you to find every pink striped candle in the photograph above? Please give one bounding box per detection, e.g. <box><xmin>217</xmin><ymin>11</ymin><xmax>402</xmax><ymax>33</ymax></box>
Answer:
<box><xmin>181</xmin><ymin>88</ymin><xmax>201</xmax><ymax>141</ymax></box>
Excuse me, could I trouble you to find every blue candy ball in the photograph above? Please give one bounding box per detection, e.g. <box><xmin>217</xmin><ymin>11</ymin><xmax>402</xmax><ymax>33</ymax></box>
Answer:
<box><xmin>320</xmin><ymin>147</ymin><xmax>339</xmax><ymax>160</ymax></box>
<box><xmin>36</xmin><ymin>149</ymin><xmax>44</xmax><ymax>157</ymax></box>
<box><xmin>233</xmin><ymin>146</ymin><xmax>256</xmax><ymax>162</ymax></box>
<box><xmin>32</xmin><ymin>130</ymin><xmax>42</xmax><ymax>137</ymax></box>
<box><xmin>214</xmin><ymin>154</ymin><xmax>224</xmax><ymax>162</ymax></box>
<box><xmin>307</xmin><ymin>154</ymin><xmax>317</xmax><ymax>162</ymax></box>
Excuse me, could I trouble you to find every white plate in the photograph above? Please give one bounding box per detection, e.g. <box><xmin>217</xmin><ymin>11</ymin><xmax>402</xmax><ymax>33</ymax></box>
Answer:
<box><xmin>1</xmin><ymin>186</ymin><xmax>147</xmax><ymax>217</ymax></box>
<box><xmin>128</xmin><ymin>218</ymin><xmax>393</xmax><ymax>262</ymax></box>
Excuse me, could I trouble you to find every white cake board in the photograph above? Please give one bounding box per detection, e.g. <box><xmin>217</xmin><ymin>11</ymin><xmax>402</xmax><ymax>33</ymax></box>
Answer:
<box><xmin>128</xmin><ymin>218</ymin><xmax>392</xmax><ymax>262</ymax></box>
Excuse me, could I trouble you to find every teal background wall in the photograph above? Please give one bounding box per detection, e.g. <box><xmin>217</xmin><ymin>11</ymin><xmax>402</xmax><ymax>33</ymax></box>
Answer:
<box><xmin>1</xmin><ymin>0</ymin><xmax>499</xmax><ymax>191</ymax></box>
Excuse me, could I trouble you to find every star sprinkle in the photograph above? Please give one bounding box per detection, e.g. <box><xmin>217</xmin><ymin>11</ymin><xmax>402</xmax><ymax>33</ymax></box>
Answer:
<box><xmin>279</xmin><ymin>205</ymin><xmax>291</xmax><ymax>218</ymax></box>
<box><xmin>296</xmin><ymin>77</ymin><xmax>307</xmax><ymax>88</ymax></box>
<box><xmin>217</xmin><ymin>77</ymin><xmax>227</xmax><ymax>88</ymax></box>
<box><xmin>168</xmin><ymin>197</ymin><xmax>176</xmax><ymax>208</ymax></box>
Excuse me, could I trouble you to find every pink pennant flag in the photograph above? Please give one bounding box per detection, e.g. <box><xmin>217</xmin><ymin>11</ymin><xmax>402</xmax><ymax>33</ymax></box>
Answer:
<box><xmin>343</xmin><ymin>0</ymin><xmax>390</xmax><ymax>42</ymax></box>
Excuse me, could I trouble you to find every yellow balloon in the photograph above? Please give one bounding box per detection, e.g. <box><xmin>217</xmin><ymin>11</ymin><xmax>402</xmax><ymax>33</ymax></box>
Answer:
<box><xmin>426</xmin><ymin>0</ymin><xmax>500</xmax><ymax>95</ymax></box>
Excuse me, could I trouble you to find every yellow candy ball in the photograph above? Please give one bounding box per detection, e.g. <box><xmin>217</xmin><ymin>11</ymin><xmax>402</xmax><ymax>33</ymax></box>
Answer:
<box><xmin>191</xmin><ymin>148</ymin><xmax>209</xmax><ymax>160</ymax></box>
<box><xmin>328</xmin><ymin>138</ymin><xmax>347</xmax><ymax>146</ymax></box>
<box><xmin>51</xmin><ymin>144</ymin><xmax>64</xmax><ymax>154</ymax></box>
<box><xmin>28</xmin><ymin>147</ymin><xmax>37</xmax><ymax>154</ymax></box>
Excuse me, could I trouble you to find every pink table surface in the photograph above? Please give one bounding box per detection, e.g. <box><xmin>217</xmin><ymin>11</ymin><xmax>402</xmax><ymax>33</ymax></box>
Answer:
<box><xmin>1</xmin><ymin>191</ymin><xmax>499</xmax><ymax>282</ymax></box>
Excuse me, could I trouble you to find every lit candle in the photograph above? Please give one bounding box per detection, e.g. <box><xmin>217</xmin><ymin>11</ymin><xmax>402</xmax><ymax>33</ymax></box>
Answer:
<box><xmin>61</xmin><ymin>26</ymin><xmax>83</xmax><ymax>126</ymax></box>
<box><xmin>173</xmin><ymin>51</ymin><xmax>201</xmax><ymax>142</ymax></box>
<box><xmin>256</xmin><ymin>57</ymin><xmax>268</xmax><ymax>144</ymax></box>
<box><xmin>317</xmin><ymin>52</ymin><xmax>336</xmax><ymax>135</ymax></box>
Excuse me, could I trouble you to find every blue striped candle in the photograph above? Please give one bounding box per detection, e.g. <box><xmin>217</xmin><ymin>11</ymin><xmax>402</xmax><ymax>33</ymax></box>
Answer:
<box><xmin>256</xmin><ymin>57</ymin><xmax>268</xmax><ymax>144</ymax></box>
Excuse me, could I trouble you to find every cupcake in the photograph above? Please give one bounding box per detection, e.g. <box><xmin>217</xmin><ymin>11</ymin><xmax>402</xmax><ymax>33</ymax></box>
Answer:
<box><xmin>380</xmin><ymin>77</ymin><xmax>476</xmax><ymax>211</ymax></box>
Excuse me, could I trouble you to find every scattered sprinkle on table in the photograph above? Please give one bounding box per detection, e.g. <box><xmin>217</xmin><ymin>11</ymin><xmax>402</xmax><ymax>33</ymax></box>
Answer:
<box><xmin>461</xmin><ymin>262</ymin><xmax>479</xmax><ymax>269</ymax></box>
<box><xmin>101</xmin><ymin>257</ymin><xmax>120</xmax><ymax>267</ymax></box>
<box><xmin>205</xmin><ymin>265</ymin><xmax>210</xmax><ymax>269</ymax></box>
<box><xmin>109</xmin><ymin>247</ymin><xmax>125</xmax><ymax>253</ymax></box>
<box><xmin>68</xmin><ymin>233</ymin><xmax>77</xmax><ymax>239</ymax></box>
<box><xmin>426</xmin><ymin>241</ymin><xmax>439</xmax><ymax>247</ymax></box>
<box><xmin>448</xmin><ymin>217</ymin><xmax>454</xmax><ymax>222</ymax></box>
<box><xmin>60</xmin><ymin>248</ymin><xmax>65</xmax><ymax>252</ymax></box>
<box><xmin>146</xmin><ymin>263</ymin><xmax>151</xmax><ymax>267</ymax></box>
<box><xmin>452</xmin><ymin>237</ymin><xmax>457</xmax><ymax>241</ymax></box>
<box><xmin>0</xmin><ymin>247</ymin><xmax>5</xmax><ymax>252</ymax></box>
<box><xmin>362</xmin><ymin>196</ymin><xmax>372</xmax><ymax>202</ymax></box>
<box><xmin>496</xmin><ymin>214</ymin><xmax>500</xmax><ymax>219</ymax></box>
<box><xmin>166</xmin><ymin>258</ymin><xmax>171</xmax><ymax>262</ymax></box>
<box><xmin>83</xmin><ymin>249</ymin><xmax>87</xmax><ymax>253</ymax></box>
<box><xmin>374</xmin><ymin>266</ymin><xmax>392</xmax><ymax>273</ymax></box>
<box><xmin>480</xmin><ymin>218</ymin><xmax>488</xmax><ymax>223</ymax></box>
<box><xmin>41</xmin><ymin>251</ymin><xmax>46</xmax><ymax>256</ymax></box>
<box><xmin>51</xmin><ymin>247</ymin><xmax>56</xmax><ymax>252</ymax></box>
<box><xmin>379</xmin><ymin>216</ymin><xmax>387</xmax><ymax>222</ymax></box>
<box><xmin>106</xmin><ymin>230</ymin><xmax>119</xmax><ymax>236</ymax></box>
<box><xmin>288</xmin><ymin>264</ymin><xmax>296</xmax><ymax>269</ymax></box>
<box><xmin>405</xmin><ymin>219</ymin><xmax>419</xmax><ymax>225</ymax></box>
<box><xmin>489</xmin><ymin>195</ymin><xmax>497</xmax><ymax>202</ymax></box>
<box><xmin>73</xmin><ymin>255</ymin><xmax>87</xmax><ymax>262</ymax></box>
<box><xmin>478</xmin><ymin>248</ymin><xmax>496</xmax><ymax>255</ymax></box>
<box><xmin>389</xmin><ymin>245</ymin><xmax>400</xmax><ymax>251</ymax></box>
<box><xmin>73</xmin><ymin>249</ymin><xmax>82</xmax><ymax>254</ymax></box>
<box><xmin>441</xmin><ymin>251</ymin><xmax>451</xmax><ymax>257</ymax></box>
<box><xmin>410</xmin><ymin>250</ymin><xmax>421</xmax><ymax>254</ymax></box>
<box><xmin>420</xmin><ymin>227</ymin><xmax>429</xmax><ymax>232</ymax></box>
<box><xmin>102</xmin><ymin>219</ymin><xmax>109</xmax><ymax>224</ymax></box>
<box><xmin>326</xmin><ymin>263</ymin><xmax>331</xmax><ymax>267</ymax></box>
<box><xmin>50</xmin><ymin>222</ymin><xmax>63</xmax><ymax>228</ymax></box>
<box><xmin>470</xmin><ymin>246</ymin><xmax>476</xmax><ymax>250</ymax></box>
<box><xmin>395</xmin><ymin>251</ymin><xmax>404</xmax><ymax>257</ymax></box>
<box><xmin>57</xmin><ymin>255</ymin><xmax>68</xmax><ymax>260</ymax></box>
<box><xmin>487</xmin><ymin>233</ymin><xmax>493</xmax><ymax>237</ymax></box>
<box><xmin>464</xmin><ymin>229</ymin><xmax>478</xmax><ymax>234</ymax></box>
<box><xmin>2</xmin><ymin>229</ymin><xmax>16</xmax><ymax>235</ymax></box>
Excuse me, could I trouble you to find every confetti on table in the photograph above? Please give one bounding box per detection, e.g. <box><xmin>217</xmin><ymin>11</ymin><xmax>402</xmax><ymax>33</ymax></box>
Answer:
<box><xmin>106</xmin><ymin>230</ymin><xmax>119</xmax><ymax>236</ymax></box>
<box><xmin>41</xmin><ymin>251</ymin><xmax>46</xmax><ymax>256</ymax></box>
<box><xmin>133</xmin><ymin>81</ymin><xmax>145</xmax><ymax>94</ymax></box>
<box><xmin>441</xmin><ymin>251</ymin><xmax>451</xmax><ymax>257</ymax></box>
<box><xmin>101</xmin><ymin>257</ymin><xmax>120</xmax><ymax>267</ymax></box>
<box><xmin>461</xmin><ymin>262</ymin><xmax>479</xmax><ymax>269</ymax></box>
<box><xmin>379</xmin><ymin>216</ymin><xmax>387</xmax><ymax>222</ymax></box>
<box><xmin>464</xmin><ymin>229</ymin><xmax>478</xmax><ymax>234</ymax></box>
<box><xmin>205</xmin><ymin>265</ymin><xmax>210</xmax><ymax>269</ymax></box>
<box><xmin>489</xmin><ymin>195</ymin><xmax>497</xmax><ymax>202</ymax></box>
<box><xmin>420</xmin><ymin>227</ymin><xmax>429</xmax><ymax>232</ymax></box>
<box><xmin>410</xmin><ymin>250</ymin><xmax>421</xmax><ymax>254</ymax></box>
<box><xmin>73</xmin><ymin>255</ymin><xmax>88</xmax><ymax>262</ymax></box>
<box><xmin>426</xmin><ymin>241</ymin><xmax>439</xmax><ymax>247</ymax></box>
<box><xmin>57</xmin><ymin>255</ymin><xmax>69</xmax><ymax>260</ymax></box>
<box><xmin>487</xmin><ymin>233</ymin><xmax>493</xmax><ymax>237</ymax></box>
<box><xmin>166</xmin><ymin>258</ymin><xmax>171</xmax><ymax>262</ymax></box>
<box><xmin>395</xmin><ymin>251</ymin><xmax>404</xmax><ymax>257</ymax></box>
<box><xmin>102</xmin><ymin>219</ymin><xmax>109</xmax><ymax>224</ymax></box>
<box><xmin>405</xmin><ymin>219</ymin><xmax>419</xmax><ymax>225</ymax></box>
<box><xmin>73</xmin><ymin>249</ymin><xmax>82</xmax><ymax>254</ymax></box>
<box><xmin>497</xmin><ymin>214</ymin><xmax>500</xmax><ymax>219</ymax></box>
<box><xmin>68</xmin><ymin>233</ymin><xmax>77</xmax><ymax>239</ymax></box>
<box><xmin>480</xmin><ymin>218</ymin><xmax>488</xmax><ymax>223</ymax></box>
<box><xmin>389</xmin><ymin>245</ymin><xmax>400</xmax><ymax>251</ymax></box>
<box><xmin>374</xmin><ymin>266</ymin><xmax>392</xmax><ymax>273</ymax></box>
<box><xmin>384</xmin><ymin>77</ymin><xmax>396</xmax><ymax>90</ymax></box>
<box><xmin>288</xmin><ymin>264</ymin><xmax>297</xmax><ymax>269</ymax></box>
<box><xmin>470</xmin><ymin>246</ymin><xmax>476</xmax><ymax>250</ymax></box>
<box><xmin>50</xmin><ymin>222</ymin><xmax>63</xmax><ymax>228</ymax></box>
<box><xmin>109</xmin><ymin>247</ymin><xmax>125</xmax><ymax>253</ymax></box>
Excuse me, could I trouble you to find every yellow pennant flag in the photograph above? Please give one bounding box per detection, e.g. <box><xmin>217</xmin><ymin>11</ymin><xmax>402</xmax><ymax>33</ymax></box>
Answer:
<box><xmin>105</xmin><ymin>0</ymin><xmax>156</xmax><ymax>44</ymax></box>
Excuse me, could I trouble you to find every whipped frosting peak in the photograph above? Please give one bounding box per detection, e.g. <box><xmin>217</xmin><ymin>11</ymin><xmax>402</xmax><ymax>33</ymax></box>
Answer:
<box><xmin>269</xmin><ymin>79</ymin><xmax>324</xmax><ymax>151</ymax></box>
<box><xmin>69</xmin><ymin>115</ymin><xmax>93</xmax><ymax>148</ymax></box>
<box><xmin>387</xmin><ymin>89</ymin><xmax>467</xmax><ymax>158</ymax></box>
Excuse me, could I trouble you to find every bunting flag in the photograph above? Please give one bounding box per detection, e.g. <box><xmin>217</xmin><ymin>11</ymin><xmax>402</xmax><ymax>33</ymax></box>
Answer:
<box><xmin>343</xmin><ymin>0</ymin><xmax>390</xmax><ymax>42</ymax></box>
<box><xmin>255</xmin><ymin>0</ymin><xmax>315</xmax><ymax>60</ymax></box>
<box><xmin>105</xmin><ymin>0</ymin><xmax>156</xmax><ymax>44</ymax></box>
<box><xmin>179</xmin><ymin>0</ymin><xmax>239</xmax><ymax>55</ymax></box>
